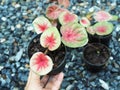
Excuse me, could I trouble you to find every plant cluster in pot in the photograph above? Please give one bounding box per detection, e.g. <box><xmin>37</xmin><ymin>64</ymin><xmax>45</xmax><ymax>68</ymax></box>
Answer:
<box><xmin>28</xmin><ymin>4</ymin><xmax>88</xmax><ymax>77</ymax></box>
<box><xmin>79</xmin><ymin>10</ymin><xmax>118</xmax><ymax>46</ymax></box>
<box><xmin>79</xmin><ymin>10</ymin><xmax>118</xmax><ymax>72</ymax></box>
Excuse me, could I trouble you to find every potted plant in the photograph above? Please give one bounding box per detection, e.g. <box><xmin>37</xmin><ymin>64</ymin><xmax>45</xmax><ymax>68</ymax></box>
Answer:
<box><xmin>82</xmin><ymin>43</ymin><xmax>110</xmax><ymax>73</ymax></box>
<box><xmin>79</xmin><ymin>10</ymin><xmax>118</xmax><ymax>46</ymax></box>
<box><xmin>79</xmin><ymin>10</ymin><xmax>118</xmax><ymax>72</ymax></box>
<box><xmin>28</xmin><ymin>4</ymin><xmax>88</xmax><ymax>76</ymax></box>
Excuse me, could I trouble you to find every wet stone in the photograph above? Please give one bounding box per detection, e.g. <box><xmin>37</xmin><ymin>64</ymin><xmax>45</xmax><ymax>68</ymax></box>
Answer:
<box><xmin>66</xmin><ymin>85</ymin><xmax>74</xmax><ymax>90</ymax></box>
<box><xmin>1</xmin><ymin>17</ymin><xmax>7</xmax><ymax>21</ymax></box>
<box><xmin>90</xmin><ymin>81</ymin><xmax>96</xmax><ymax>87</ymax></box>
<box><xmin>15</xmin><ymin>49</ymin><xmax>23</xmax><ymax>61</ymax></box>
<box><xmin>111</xmin><ymin>68</ymin><xmax>119</xmax><ymax>73</ymax></box>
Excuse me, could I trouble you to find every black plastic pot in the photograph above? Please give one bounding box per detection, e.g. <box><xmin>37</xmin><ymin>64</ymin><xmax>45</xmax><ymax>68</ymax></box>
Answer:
<box><xmin>28</xmin><ymin>34</ymin><xmax>67</xmax><ymax>75</ymax></box>
<box><xmin>88</xmin><ymin>33</ymin><xmax>112</xmax><ymax>46</ymax></box>
<box><xmin>83</xmin><ymin>43</ymin><xmax>110</xmax><ymax>73</ymax></box>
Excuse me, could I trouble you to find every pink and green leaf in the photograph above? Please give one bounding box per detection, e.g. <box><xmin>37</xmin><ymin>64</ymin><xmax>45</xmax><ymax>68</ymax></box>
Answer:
<box><xmin>60</xmin><ymin>23</ymin><xmax>88</xmax><ymax>48</ymax></box>
<box><xmin>46</xmin><ymin>4</ymin><xmax>66</xmax><ymax>20</ymax></box>
<box><xmin>58</xmin><ymin>0</ymin><xmax>70</xmax><ymax>8</ymax></box>
<box><xmin>80</xmin><ymin>17</ymin><xmax>91</xmax><ymax>27</ymax></box>
<box><xmin>86</xmin><ymin>26</ymin><xmax>95</xmax><ymax>35</ymax></box>
<box><xmin>93</xmin><ymin>22</ymin><xmax>114</xmax><ymax>35</ymax></box>
<box><xmin>59</xmin><ymin>11</ymin><xmax>78</xmax><ymax>25</ymax></box>
<box><xmin>93</xmin><ymin>11</ymin><xmax>112</xmax><ymax>22</ymax></box>
<box><xmin>32</xmin><ymin>16</ymin><xmax>52</xmax><ymax>34</ymax></box>
<box><xmin>111</xmin><ymin>15</ymin><xmax>118</xmax><ymax>21</ymax></box>
<box><xmin>30</xmin><ymin>52</ymin><xmax>53</xmax><ymax>75</ymax></box>
<box><xmin>40</xmin><ymin>27</ymin><xmax>61</xmax><ymax>51</ymax></box>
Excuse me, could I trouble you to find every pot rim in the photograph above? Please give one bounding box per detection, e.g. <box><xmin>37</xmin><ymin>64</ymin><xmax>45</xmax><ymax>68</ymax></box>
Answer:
<box><xmin>88</xmin><ymin>32</ymin><xmax>112</xmax><ymax>39</ymax></box>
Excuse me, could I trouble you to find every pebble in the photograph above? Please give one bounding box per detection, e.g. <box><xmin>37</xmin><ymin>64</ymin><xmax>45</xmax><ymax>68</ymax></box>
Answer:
<box><xmin>16</xmin><ymin>24</ymin><xmax>22</xmax><ymax>29</ymax></box>
<box><xmin>1</xmin><ymin>17</ymin><xmax>7</xmax><ymax>21</ymax></box>
<box><xmin>110</xmin><ymin>56</ymin><xmax>113</xmax><ymax>60</ymax></box>
<box><xmin>99</xmin><ymin>79</ymin><xmax>109</xmax><ymax>90</ymax></box>
<box><xmin>14</xmin><ymin>4</ymin><xmax>21</xmax><ymax>8</ymax></box>
<box><xmin>27</xmin><ymin>26</ymin><xmax>34</xmax><ymax>31</ymax></box>
<box><xmin>0</xmin><ymin>66</ymin><xmax>4</xmax><ymax>71</ymax></box>
<box><xmin>116</xmin><ymin>76</ymin><xmax>120</xmax><ymax>80</ymax></box>
<box><xmin>0</xmin><ymin>38</ymin><xmax>6</xmax><ymax>43</ymax></box>
<box><xmin>90</xmin><ymin>81</ymin><xmax>96</xmax><ymax>87</ymax></box>
<box><xmin>113</xmin><ymin>62</ymin><xmax>119</xmax><ymax>68</ymax></box>
<box><xmin>19</xmin><ymin>67</ymin><xmax>24</xmax><ymax>70</ymax></box>
<box><xmin>11</xmin><ymin>26</ymin><xmax>15</xmax><ymax>31</ymax></box>
<box><xmin>66</xmin><ymin>85</ymin><xmax>74</xmax><ymax>90</ymax></box>
<box><xmin>15</xmin><ymin>49</ymin><xmax>23</xmax><ymax>61</ymax></box>
<box><xmin>111</xmin><ymin>68</ymin><xmax>119</xmax><ymax>73</ymax></box>
<box><xmin>0</xmin><ymin>77</ymin><xmax>6</xmax><ymax>86</ymax></box>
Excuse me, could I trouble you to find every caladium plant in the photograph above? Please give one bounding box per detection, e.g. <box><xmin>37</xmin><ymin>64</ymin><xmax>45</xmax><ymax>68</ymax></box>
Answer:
<box><xmin>80</xmin><ymin>10</ymin><xmax>118</xmax><ymax>36</ymax></box>
<box><xmin>30</xmin><ymin>4</ymin><xmax>88</xmax><ymax>76</ymax></box>
<box><xmin>60</xmin><ymin>22</ymin><xmax>88</xmax><ymax>48</ymax></box>
<box><xmin>46</xmin><ymin>4</ymin><xmax>66</xmax><ymax>20</ymax></box>
<box><xmin>30</xmin><ymin>52</ymin><xmax>53</xmax><ymax>75</ymax></box>
<box><xmin>59</xmin><ymin>11</ymin><xmax>78</xmax><ymax>25</ymax></box>
<box><xmin>32</xmin><ymin>16</ymin><xmax>52</xmax><ymax>34</ymax></box>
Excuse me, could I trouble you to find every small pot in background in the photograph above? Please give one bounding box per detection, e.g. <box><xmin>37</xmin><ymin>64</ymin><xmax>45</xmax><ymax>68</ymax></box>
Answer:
<box><xmin>83</xmin><ymin>43</ymin><xmax>110</xmax><ymax>73</ymax></box>
<box><xmin>88</xmin><ymin>33</ymin><xmax>112</xmax><ymax>46</ymax></box>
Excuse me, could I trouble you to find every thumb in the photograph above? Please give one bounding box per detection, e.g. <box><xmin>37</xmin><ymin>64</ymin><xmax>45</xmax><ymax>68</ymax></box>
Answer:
<box><xmin>25</xmin><ymin>70</ymin><xmax>41</xmax><ymax>88</ymax></box>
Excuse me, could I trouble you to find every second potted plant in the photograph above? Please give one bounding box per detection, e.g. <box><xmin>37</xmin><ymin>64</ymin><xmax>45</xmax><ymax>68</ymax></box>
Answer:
<box><xmin>80</xmin><ymin>10</ymin><xmax>118</xmax><ymax>46</ymax></box>
<box><xmin>83</xmin><ymin>43</ymin><xmax>110</xmax><ymax>73</ymax></box>
<box><xmin>79</xmin><ymin>10</ymin><xmax>118</xmax><ymax>72</ymax></box>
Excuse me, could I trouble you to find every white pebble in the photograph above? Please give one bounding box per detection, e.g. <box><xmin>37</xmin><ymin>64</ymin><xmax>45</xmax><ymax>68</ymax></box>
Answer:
<box><xmin>27</xmin><ymin>26</ymin><xmax>34</xmax><ymax>31</ymax></box>
<box><xmin>118</xmin><ymin>38</ymin><xmax>120</xmax><ymax>42</ymax></box>
<box><xmin>110</xmin><ymin>56</ymin><xmax>113</xmax><ymax>60</ymax></box>
<box><xmin>0</xmin><ymin>66</ymin><xmax>4</xmax><ymax>71</ymax></box>
<box><xmin>15</xmin><ymin>49</ymin><xmax>23</xmax><ymax>61</ymax></box>
<box><xmin>72</xmin><ymin>6</ymin><xmax>76</xmax><ymax>10</ymax></box>
<box><xmin>0</xmin><ymin>38</ymin><xmax>6</xmax><ymax>43</ymax></box>
<box><xmin>99</xmin><ymin>79</ymin><xmax>109</xmax><ymax>90</ymax></box>
<box><xmin>116</xmin><ymin>25</ymin><xmax>120</xmax><ymax>32</ymax></box>
<box><xmin>1</xmin><ymin>17</ymin><xmax>7</xmax><ymax>21</ymax></box>
<box><xmin>19</xmin><ymin>67</ymin><xmax>24</xmax><ymax>70</ymax></box>
<box><xmin>14</xmin><ymin>4</ymin><xmax>21</xmax><ymax>8</ymax></box>
<box><xmin>11</xmin><ymin>26</ymin><xmax>15</xmax><ymax>31</ymax></box>
<box><xmin>89</xmin><ymin>7</ymin><xmax>94</xmax><ymax>12</ymax></box>
<box><xmin>16</xmin><ymin>24</ymin><xmax>21</xmax><ymax>28</ymax></box>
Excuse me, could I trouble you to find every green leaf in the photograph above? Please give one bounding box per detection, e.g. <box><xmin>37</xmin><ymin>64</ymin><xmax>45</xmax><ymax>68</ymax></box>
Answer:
<box><xmin>61</xmin><ymin>23</ymin><xmax>88</xmax><ymax>48</ymax></box>
<box><xmin>30</xmin><ymin>52</ymin><xmax>53</xmax><ymax>76</ymax></box>
<box><xmin>40</xmin><ymin>27</ymin><xmax>61</xmax><ymax>51</ymax></box>
<box><xmin>111</xmin><ymin>15</ymin><xmax>118</xmax><ymax>21</ymax></box>
<box><xmin>32</xmin><ymin>16</ymin><xmax>52</xmax><ymax>34</ymax></box>
<box><xmin>94</xmin><ymin>22</ymin><xmax>114</xmax><ymax>35</ymax></box>
<box><xmin>58</xmin><ymin>11</ymin><xmax>78</xmax><ymax>25</ymax></box>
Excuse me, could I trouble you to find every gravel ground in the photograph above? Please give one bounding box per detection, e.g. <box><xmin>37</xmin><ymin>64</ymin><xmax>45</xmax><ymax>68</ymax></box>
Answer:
<box><xmin>0</xmin><ymin>0</ymin><xmax>120</xmax><ymax>90</ymax></box>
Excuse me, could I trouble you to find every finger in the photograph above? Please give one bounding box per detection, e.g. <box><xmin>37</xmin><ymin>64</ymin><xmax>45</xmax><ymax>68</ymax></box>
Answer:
<box><xmin>45</xmin><ymin>72</ymin><xmax>64</xmax><ymax>90</ymax></box>
<box><xmin>40</xmin><ymin>75</ymin><xmax>49</xmax><ymax>87</ymax></box>
<box><xmin>25</xmin><ymin>70</ymin><xmax>41</xmax><ymax>87</ymax></box>
<box><xmin>29</xmin><ymin>70</ymin><xmax>41</xmax><ymax>84</ymax></box>
<box><xmin>25</xmin><ymin>70</ymin><xmax>32</xmax><ymax>88</ymax></box>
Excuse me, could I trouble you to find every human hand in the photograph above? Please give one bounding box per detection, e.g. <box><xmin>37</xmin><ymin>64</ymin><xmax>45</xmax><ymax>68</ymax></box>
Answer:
<box><xmin>25</xmin><ymin>70</ymin><xmax>64</xmax><ymax>90</ymax></box>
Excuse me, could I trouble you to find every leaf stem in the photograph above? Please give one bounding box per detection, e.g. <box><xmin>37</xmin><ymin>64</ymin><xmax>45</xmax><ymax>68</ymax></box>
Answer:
<box><xmin>44</xmin><ymin>49</ymin><xmax>48</xmax><ymax>55</ymax></box>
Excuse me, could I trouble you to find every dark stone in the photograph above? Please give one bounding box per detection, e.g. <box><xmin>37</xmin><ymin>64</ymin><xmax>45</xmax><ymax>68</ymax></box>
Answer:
<box><xmin>111</xmin><ymin>68</ymin><xmax>119</xmax><ymax>73</ymax></box>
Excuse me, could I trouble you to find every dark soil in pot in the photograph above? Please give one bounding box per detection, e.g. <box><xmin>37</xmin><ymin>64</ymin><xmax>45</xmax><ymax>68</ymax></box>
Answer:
<box><xmin>28</xmin><ymin>34</ymin><xmax>66</xmax><ymax>75</ymax></box>
<box><xmin>88</xmin><ymin>33</ymin><xmax>112</xmax><ymax>46</ymax></box>
<box><xmin>83</xmin><ymin>43</ymin><xmax>110</xmax><ymax>73</ymax></box>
